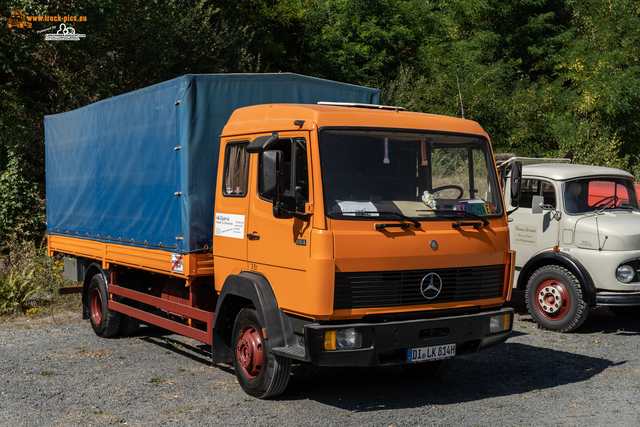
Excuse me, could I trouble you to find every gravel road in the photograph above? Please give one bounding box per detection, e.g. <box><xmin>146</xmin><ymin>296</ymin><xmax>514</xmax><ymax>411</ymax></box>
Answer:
<box><xmin>2</xmin><ymin>295</ymin><xmax>640</xmax><ymax>426</ymax></box>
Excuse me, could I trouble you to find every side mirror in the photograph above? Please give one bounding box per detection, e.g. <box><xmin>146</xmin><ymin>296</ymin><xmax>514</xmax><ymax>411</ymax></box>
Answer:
<box><xmin>532</xmin><ymin>195</ymin><xmax>544</xmax><ymax>214</ymax></box>
<box><xmin>261</xmin><ymin>150</ymin><xmax>282</xmax><ymax>199</ymax></box>
<box><xmin>510</xmin><ymin>161</ymin><xmax>522</xmax><ymax>202</ymax></box>
<box><xmin>260</xmin><ymin>149</ymin><xmax>309</xmax><ymax>221</ymax></box>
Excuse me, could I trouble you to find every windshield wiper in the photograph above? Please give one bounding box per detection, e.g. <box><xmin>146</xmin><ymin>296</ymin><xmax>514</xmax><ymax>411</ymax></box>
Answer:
<box><xmin>329</xmin><ymin>211</ymin><xmax>421</xmax><ymax>230</ymax></box>
<box><xmin>375</xmin><ymin>211</ymin><xmax>421</xmax><ymax>229</ymax></box>
<box><xmin>435</xmin><ymin>209</ymin><xmax>490</xmax><ymax>227</ymax></box>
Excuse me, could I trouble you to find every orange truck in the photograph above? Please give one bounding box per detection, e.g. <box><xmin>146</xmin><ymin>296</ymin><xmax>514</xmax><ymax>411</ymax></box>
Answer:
<box><xmin>7</xmin><ymin>8</ymin><xmax>32</xmax><ymax>28</ymax></box>
<box><xmin>47</xmin><ymin>74</ymin><xmax>516</xmax><ymax>398</ymax></box>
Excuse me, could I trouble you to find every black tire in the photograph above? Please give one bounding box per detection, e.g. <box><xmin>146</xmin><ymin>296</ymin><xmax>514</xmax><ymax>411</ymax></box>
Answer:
<box><xmin>609</xmin><ymin>306</ymin><xmax>640</xmax><ymax>319</ymax></box>
<box><xmin>525</xmin><ymin>265</ymin><xmax>588</xmax><ymax>332</ymax></box>
<box><xmin>88</xmin><ymin>274</ymin><xmax>121</xmax><ymax>338</ymax></box>
<box><xmin>231</xmin><ymin>308</ymin><xmax>291</xmax><ymax>398</ymax></box>
<box><xmin>118</xmin><ymin>314</ymin><xmax>140</xmax><ymax>336</ymax></box>
<box><xmin>402</xmin><ymin>357</ymin><xmax>455</xmax><ymax>379</ymax></box>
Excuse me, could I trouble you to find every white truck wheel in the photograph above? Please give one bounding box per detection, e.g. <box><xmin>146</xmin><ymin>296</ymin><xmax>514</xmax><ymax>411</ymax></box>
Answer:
<box><xmin>525</xmin><ymin>265</ymin><xmax>588</xmax><ymax>332</ymax></box>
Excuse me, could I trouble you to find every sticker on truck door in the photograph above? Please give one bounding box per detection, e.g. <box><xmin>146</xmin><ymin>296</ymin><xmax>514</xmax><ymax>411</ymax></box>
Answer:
<box><xmin>513</xmin><ymin>224</ymin><xmax>538</xmax><ymax>246</ymax></box>
<box><xmin>214</xmin><ymin>213</ymin><xmax>245</xmax><ymax>239</ymax></box>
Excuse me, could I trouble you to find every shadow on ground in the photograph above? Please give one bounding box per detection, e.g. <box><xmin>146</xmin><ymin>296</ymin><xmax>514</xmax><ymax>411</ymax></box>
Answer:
<box><xmin>123</xmin><ymin>296</ymin><xmax>638</xmax><ymax>410</ymax></box>
<box><xmin>280</xmin><ymin>340</ymin><xmax>617</xmax><ymax>410</ymax></box>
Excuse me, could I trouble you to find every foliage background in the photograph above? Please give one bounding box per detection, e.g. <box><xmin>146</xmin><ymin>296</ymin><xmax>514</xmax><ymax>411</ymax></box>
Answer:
<box><xmin>1</xmin><ymin>0</ymin><xmax>640</xmax><ymax>249</ymax></box>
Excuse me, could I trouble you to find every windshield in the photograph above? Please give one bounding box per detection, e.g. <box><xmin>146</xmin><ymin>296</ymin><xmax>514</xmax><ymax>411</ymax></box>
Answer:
<box><xmin>318</xmin><ymin>129</ymin><xmax>503</xmax><ymax>220</ymax></box>
<box><xmin>563</xmin><ymin>177</ymin><xmax>640</xmax><ymax>214</ymax></box>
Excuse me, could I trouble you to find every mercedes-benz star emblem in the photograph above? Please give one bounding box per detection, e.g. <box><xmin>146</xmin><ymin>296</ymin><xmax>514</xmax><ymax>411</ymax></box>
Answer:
<box><xmin>420</xmin><ymin>273</ymin><xmax>443</xmax><ymax>300</ymax></box>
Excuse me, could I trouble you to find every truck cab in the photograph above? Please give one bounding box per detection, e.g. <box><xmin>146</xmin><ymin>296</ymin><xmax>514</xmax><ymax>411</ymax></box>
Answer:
<box><xmin>501</xmin><ymin>157</ymin><xmax>640</xmax><ymax>332</ymax></box>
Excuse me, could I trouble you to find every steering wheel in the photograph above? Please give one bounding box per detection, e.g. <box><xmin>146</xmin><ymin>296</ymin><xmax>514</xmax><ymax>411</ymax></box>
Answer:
<box><xmin>430</xmin><ymin>185</ymin><xmax>464</xmax><ymax>199</ymax></box>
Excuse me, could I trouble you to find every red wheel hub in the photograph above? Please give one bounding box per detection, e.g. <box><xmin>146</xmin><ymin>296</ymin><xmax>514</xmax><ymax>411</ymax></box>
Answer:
<box><xmin>90</xmin><ymin>288</ymin><xmax>103</xmax><ymax>324</ymax></box>
<box><xmin>236</xmin><ymin>325</ymin><xmax>263</xmax><ymax>379</ymax></box>
<box><xmin>535</xmin><ymin>279</ymin><xmax>570</xmax><ymax>320</ymax></box>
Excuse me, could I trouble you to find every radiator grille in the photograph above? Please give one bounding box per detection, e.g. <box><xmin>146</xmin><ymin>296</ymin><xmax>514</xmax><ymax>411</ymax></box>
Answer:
<box><xmin>334</xmin><ymin>264</ymin><xmax>505</xmax><ymax>310</ymax></box>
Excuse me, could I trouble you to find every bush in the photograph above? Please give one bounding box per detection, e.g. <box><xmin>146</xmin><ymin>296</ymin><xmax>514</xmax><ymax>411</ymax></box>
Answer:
<box><xmin>0</xmin><ymin>268</ymin><xmax>40</xmax><ymax>314</ymax></box>
<box><xmin>0</xmin><ymin>237</ymin><xmax>74</xmax><ymax>316</ymax></box>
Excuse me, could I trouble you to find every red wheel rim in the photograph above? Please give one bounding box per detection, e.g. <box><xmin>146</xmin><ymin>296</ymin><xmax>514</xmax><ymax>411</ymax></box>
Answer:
<box><xmin>535</xmin><ymin>279</ymin><xmax>570</xmax><ymax>320</ymax></box>
<box><xmin>90</xmin><ymin>288</ymin><xmax>103</xmax><ymax>325</ymax></box>
<box><xmin>236</xmin><ymin>325</ymin><xmax>263</xmax><ymax>379</ymax></box>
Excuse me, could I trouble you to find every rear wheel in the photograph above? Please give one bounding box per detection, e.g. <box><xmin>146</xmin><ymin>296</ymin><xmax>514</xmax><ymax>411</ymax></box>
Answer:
<box><xmin>118</xmin><ymin>314</ymin><xmax>140</xmax><ymax>335</ymax></box>
<box><xmin>88</xmin><ymin>274</ymin><xmax>121</xmax><ymax>338</ymax></box>
<box><xmin>232</xmin><ymin>308</ymin><xmax>291</xmax><ymax>398</ymax></box>
<box><xmin>402</xmin><ymin>358</ymin><xmax>455</xmax><ymax>379</ymax></box>
<box><xmin>526</xmin><ymin>265</ymin><xmax>588</xmax><ymax>332</ymax></box>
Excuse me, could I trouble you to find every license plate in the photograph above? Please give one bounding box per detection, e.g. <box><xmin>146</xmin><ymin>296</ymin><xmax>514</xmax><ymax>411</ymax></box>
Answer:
<box><xmin>407</xmin><ymin>343</ymin><xmax>456</xmax><ymax>363</ymax></box>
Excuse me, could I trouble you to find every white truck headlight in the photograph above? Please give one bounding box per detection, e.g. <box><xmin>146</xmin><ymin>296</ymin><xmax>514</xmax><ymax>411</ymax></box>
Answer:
<box><xmin>617</xmin><ymin>265</ymin><xmax>635</xmax><ymax>283</ymax></box>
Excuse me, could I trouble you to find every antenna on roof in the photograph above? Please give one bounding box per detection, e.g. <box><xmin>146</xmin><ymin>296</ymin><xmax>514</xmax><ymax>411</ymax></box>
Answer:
<box><xmin>456</xmin><ymin>71</ymin><xmax>465</xmax><ymax>119</ymax></box>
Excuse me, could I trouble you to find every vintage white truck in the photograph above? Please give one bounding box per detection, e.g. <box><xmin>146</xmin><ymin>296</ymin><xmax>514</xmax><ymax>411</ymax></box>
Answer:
<box><xmin>498</xmin><ymin>155</ymin><xmax>640</xmax><ymax>332</ymax></box>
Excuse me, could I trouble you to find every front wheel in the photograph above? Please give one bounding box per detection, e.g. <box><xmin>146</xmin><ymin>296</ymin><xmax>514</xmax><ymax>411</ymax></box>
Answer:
<box><xmin>88</xmin><ymin>274</ymin><xmax>121</xmax><ymax>338</ymax></box>
<box><xmin>232</xmin><ymin>308</ymin><xmax>291</xmax><ymax>398</ymax></box>
<box><xmin>525</xmin><ymin>265</ymin><xmax>588</xmax><ymax>332</ymax></box>
<box><xmin>401</xmin><ymin>358</ymin><xmax>454</xmax><ymax>379</ymax></box>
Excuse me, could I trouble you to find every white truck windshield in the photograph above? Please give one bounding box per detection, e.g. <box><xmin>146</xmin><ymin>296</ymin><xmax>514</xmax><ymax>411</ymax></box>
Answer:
<box><xmin>563</xmin><ymin>177</ymin><xmax>640</xmax><ymax>214</ymax></box>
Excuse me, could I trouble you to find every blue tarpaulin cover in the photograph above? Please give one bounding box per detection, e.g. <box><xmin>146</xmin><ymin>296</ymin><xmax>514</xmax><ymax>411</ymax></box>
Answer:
<box><xmin>46</xmin><ymin>73</ymin><xmax>380</xmax><ymax>252</ymax></box>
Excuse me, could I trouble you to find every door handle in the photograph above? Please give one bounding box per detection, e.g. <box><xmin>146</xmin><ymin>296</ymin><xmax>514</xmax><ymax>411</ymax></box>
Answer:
<box><xmin>247</xmin><ymin>233</ymin><xmax>260</xmax><ymax>240</ymax></box>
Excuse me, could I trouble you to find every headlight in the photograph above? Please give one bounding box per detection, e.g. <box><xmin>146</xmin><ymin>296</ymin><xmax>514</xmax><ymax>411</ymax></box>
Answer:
<box><xmin>489</xmin><ymin>314</ymin><xmax>510</xmax><ymax>333</ymax></box>
<box><xmin>323</xmin><ymin>328</ymin><xmax>362</xmax><ymax>350</ymax></box>
<box><xmin>617</xmin><ymin>265</ymin><xmax>635</xmax><ymax>283</ymax></box>
<box><xmin>336</xmin><ymin>328</ymin><xmax>362</xmax><ymax>349</ymax></box>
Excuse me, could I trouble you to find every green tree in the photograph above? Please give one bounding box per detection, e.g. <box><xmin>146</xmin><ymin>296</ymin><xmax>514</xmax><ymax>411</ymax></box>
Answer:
<box><xmin>299</xmin><ymin>0</ymin><xmax>419</xmax><ymax>86</ymax></box>
<box><xmin>0</xmin><ymin>152</ymin><xmax>45</xmax><ymax>248</ymax></box>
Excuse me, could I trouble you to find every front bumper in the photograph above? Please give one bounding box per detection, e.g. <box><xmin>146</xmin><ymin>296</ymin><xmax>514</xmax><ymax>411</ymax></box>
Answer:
<box><xmin>303</xmin><ymin>307</ymin><xmax>513</xmax><ymax>367</ymax></box>
<box><xmin>596</xmin><ymin>291</ymin><xmax>640</xmax><ymax>306</ymax></box>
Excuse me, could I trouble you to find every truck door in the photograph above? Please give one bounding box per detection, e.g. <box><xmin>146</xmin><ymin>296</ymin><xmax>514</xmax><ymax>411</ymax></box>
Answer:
<box><xmin>510</xmin><ymin>178</ymin><xmax>561</xmax><ymax>268</ymax></box>
<box><xmin>213</xmin><ymin>140</ymin><xmax>251</xmax><ymax>267</ymax></box>
<box><xmin>246</xmin><ymin>133</ymin><xmax>312</xmax><ymax>299</ymax></box>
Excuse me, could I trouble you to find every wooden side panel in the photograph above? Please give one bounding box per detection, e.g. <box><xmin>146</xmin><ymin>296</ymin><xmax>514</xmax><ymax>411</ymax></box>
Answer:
<box><xmin>48</xmin><ymin>235</ymin><xmax>214</xmax><ymax>279</ymax></box>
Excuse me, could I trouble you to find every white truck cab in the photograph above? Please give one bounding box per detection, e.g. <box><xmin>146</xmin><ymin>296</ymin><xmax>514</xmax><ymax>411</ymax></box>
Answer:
<box><xmin>499</xmin><ymin>156</ymin><xmax>640</xmax><ymax>332</ymax></box>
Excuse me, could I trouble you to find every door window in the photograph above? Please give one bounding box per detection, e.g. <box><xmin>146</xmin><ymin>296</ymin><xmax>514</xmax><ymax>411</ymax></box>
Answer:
<box><xmin>516</xmin><ymin>179</ymin><xmax>556</xmax><ymax>208</ymax></box>
<box><xmin>222</xmin><ymin>142</ymin><xmax>250</xmax><ymax>197</ymax></box>
<box><xmin>259</xmin><ymin>137</ymin><xmax>309</xmax><ymax>212</ymax></box>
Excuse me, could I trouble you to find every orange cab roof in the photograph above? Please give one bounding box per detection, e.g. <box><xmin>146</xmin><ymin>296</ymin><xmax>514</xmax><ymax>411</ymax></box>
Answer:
<box><xmin>221</xmin><ymin>104</ymin><xmax>488</xmax><ymax>138</ymax></box>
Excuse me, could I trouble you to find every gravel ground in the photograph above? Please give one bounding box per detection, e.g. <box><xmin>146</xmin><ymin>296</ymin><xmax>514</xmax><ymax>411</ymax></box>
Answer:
<box><xmin>1</xmin><ymin>295</ymin><xmax>640</xmax><ymax>426</ymax></box>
